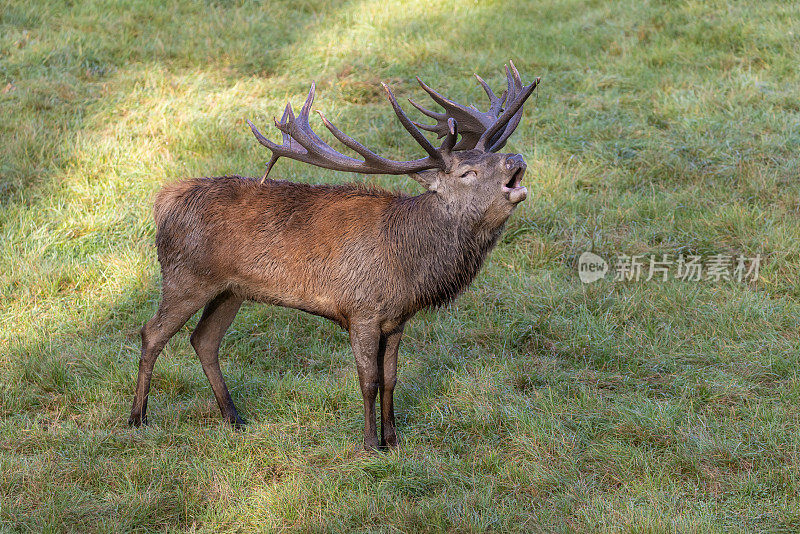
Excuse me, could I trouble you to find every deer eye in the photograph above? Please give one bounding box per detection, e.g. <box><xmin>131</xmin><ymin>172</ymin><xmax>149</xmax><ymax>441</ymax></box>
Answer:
<box><xmin>460</xmin><ymin>170</ymin><xmax>477</xmax><ymax>181</ymax></box>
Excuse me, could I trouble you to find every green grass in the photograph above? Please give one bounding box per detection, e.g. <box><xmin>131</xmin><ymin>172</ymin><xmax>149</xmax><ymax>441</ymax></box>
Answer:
<box><xmin>2</xmin><ymin>0</ymin><xmax>800</xmax><ymax>531</ymax></box>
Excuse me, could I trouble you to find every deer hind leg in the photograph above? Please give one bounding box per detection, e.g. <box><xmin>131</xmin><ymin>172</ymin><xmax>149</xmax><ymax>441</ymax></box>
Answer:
<box><xmin>189</xmin><ymin>291</ymin><xmax>244</xmax><ymax>428</ymax></box>
<box><xmin>129</xmin><ymin>284</ymin><xmax>210</xmax><ymax>427</ymax></box>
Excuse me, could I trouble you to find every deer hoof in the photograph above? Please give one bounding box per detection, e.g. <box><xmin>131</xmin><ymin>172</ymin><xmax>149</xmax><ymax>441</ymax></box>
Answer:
<box><xmin>128</xmin><ymin>414</ymin><xmax>148</xmax><ymax>427</ymax></box>
<box><xmin>227</xmin><ymin>415</ymin><xmax>247</xmax><ymax>430</ymax></box>
<box><xmin>381</xmin><ymin>437</ymin><xmax>400</xmax><ymax>449</ymax></box>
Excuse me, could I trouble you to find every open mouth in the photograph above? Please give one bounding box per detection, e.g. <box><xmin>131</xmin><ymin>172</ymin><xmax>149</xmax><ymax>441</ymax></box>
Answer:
<box><xmin>502</xmin><ymin>165</ymin><xmax>528</xmax><ymax>203</ymax></box>
<box><xmin>505</xmin><ymin>167</ymin><xmax>525</xmax><ymax>190</ymax></box>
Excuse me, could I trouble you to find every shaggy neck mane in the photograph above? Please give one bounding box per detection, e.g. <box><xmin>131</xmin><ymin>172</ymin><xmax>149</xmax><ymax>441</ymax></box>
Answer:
<box><xmin>383</xmin><ymin>191</ymin><xmax>504</xmax><ymax>312</ymax></box>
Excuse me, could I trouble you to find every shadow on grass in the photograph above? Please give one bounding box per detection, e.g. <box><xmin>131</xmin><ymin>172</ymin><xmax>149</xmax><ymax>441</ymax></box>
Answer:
<box><xmin>0</xmin><ymin>0</ymin><xmax>367</xmax><ymax>202</ymax></box>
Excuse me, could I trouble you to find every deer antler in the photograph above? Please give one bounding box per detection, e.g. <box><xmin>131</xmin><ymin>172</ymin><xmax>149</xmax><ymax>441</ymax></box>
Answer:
<box><xmin>248</xmin><ymin>83</ymin><xmax>458</xmax><ymax>182</ymax></box>
<box><xmin>409</xmin><ymin>61</ymin><xmax>539</xmax><ymax>152</ymax></box>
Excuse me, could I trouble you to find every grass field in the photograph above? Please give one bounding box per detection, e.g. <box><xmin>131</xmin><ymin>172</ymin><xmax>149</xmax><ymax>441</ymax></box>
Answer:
<box><xmin>2</xmin><ymin>0</ymin><xmax>800</xmax><ymax>531</ymax></box>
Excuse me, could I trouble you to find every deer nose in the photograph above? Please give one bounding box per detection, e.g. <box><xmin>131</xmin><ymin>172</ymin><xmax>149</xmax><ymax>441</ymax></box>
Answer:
<box><xmin>505</xmin><ymin>154</ymin><xmax>526</xmax><ymax>171</ymax></box>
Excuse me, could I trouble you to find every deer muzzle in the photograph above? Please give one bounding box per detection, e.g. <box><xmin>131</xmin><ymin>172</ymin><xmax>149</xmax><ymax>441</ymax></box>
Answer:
<box><xmin>503</xmin><ymin>155</ymin><xmax>527</xmax><ymax>204</ymax></box>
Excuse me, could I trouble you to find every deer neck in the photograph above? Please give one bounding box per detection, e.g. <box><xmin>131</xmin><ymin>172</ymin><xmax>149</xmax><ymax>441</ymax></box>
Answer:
<box><xmin>385</xmin><ymin>192</ymin><xmax>505</xmax><ymax>311</ymax></box>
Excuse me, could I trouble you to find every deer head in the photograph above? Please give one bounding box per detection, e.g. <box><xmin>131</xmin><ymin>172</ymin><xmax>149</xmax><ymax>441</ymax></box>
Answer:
<box><xmin>247</xmin><ymin>62</ymin><xmax>539</xmax><ymax>225</ymax></box>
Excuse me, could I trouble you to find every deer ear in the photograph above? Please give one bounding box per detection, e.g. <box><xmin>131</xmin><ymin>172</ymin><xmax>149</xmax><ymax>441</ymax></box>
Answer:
<box><xmin>408</xmin><ymin>170</ymin><xmax>440</xmax><ymax>191</ymax></box>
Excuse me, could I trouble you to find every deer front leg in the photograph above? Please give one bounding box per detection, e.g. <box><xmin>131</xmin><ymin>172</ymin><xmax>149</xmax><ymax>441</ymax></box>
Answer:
<box><xmin>349</xmin><ymin>320</ymin><xmax>381</xmax><ymax>450</ymax></box>
<box><xmin>379</xmin><ymin>327</ymin><xmax>403</xmax><ymax>448</ymax></box>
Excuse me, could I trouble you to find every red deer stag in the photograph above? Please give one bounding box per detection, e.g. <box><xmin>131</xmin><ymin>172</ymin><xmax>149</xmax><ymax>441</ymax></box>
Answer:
<box><xmin>129</xmin><ymin>62</ymin><xmax>539</xmax><ymax>450</ymax></box>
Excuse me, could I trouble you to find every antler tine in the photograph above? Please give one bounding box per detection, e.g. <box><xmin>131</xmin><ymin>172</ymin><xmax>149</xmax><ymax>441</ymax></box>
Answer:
<box><xmin>249</xmin><ymin>83</ymin><xmax>446</xmax><ymax>180</ymax></box>
<box><xmin>408</xmin><ymin>98</ymin><xmax>446</xmax><ymax>120</ymax></box>
<box><xmin>508</xmin><ymin>61</ymin><xmax>529</xmax><ymax>100</ymax></box>
<box><xmin>411</xmin><ymin>119</ymin><xmax>444</xmax><ymax>135</ymax></box>
<box><xmin>506</xmin><ymin>62</ymin><xmax>520</xmax><ymax>94</ymax></box>
<box><xmin>407</xmin><ymin>98</ymin><xmax>449</xmax><ymax>138</ymax></box>
<box><xmin>298</xmin><ymin>82</ymin><xmax>315</xmax><ymax>119</ymax></box>
<box><xmin>381</xmin><ymin>83</ymin><xmax>443</xmax><ymax>164</ymax></box>
<box><xmin>485</xmin><ymin>106</ymin><xmax>523</xmax><ymax>153</ymax></box>
<box><xmin>441</xmin><ymin>118</ymin><xmax>459</xmax><ymax>153</ymax></box>
<box><xmin>416</xmin><ymin>77</ymin><xmax>462</xmax><ymax>115</ymax></box>
<box><xmin>248</xmin><ymin>102</ymin><xmax>293</xmax><ymax>150</ymax></box>
<box><xmin>317</xmin><ymin>110</ymin><xmax>399</xmax><ymax>166</ymax></box>
<box><xmin>251</xmin><ymin>103</ymin><xmax>295</xmax><ymax>182</ymax></box>
<box><xmin>474</xmin><ymin>73</ymin><xmax>504</xmax><ymax>116</ymax></box>
<box><xmin>509</xmin><ymin>60</ymin><xmax>524</xmax><ymax>88</ymax></box>
<box><xmin>477</xmin><ymin>68</ymin><xmax>540</xmax><ymax>152</ymax></box>
<box><xmin>284</xmin><ymin>83</ymin><xmax>354</xmax><ymax>161</ymax></box>
<box><xmin>411</xmin><ymin>76</ymin><xmax>498</xmax><ymax>151</ymax></box>
<box><xmin>407</xmin><ymin>98</ymin><xmax>450</xmax><ymax>138</ymax></box>
<box><xmin>248</xmin><ymin>119</ymin><xmax>276</xmax><ymax>149</ymax></box>
<box><xmin>267</xmin><ymin>84</ymin><xmax>353</xmax><ymax>164</ymax></box>
<box><xmin>417</xmin><ymin>76</ymin><xmax>496</xmax><ymax>135</ymax></box>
